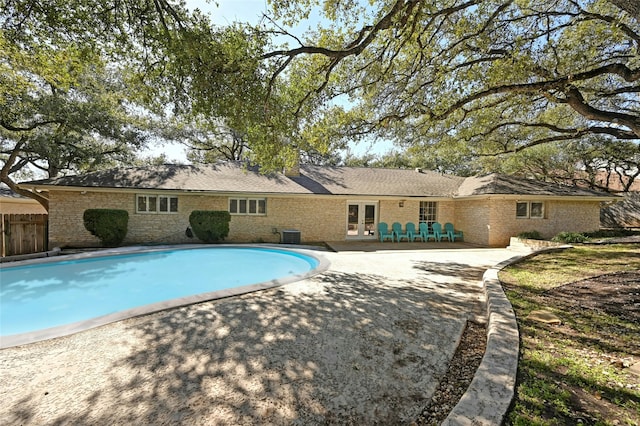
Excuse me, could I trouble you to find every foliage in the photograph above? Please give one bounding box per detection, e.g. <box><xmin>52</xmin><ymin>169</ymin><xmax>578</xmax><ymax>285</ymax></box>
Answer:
<box><xmin>264</xmin><ymin>0</ymin><xmax>639</xmax><ymax>175</ymax></box>
<box><xmin>483</xmin><ymin>138</ymin><xmax>640</xmax><ymax>191</ymax></box>
<box><xmin>585</xmin><ymin>229</ymin><xmax>640</xmax><ymax>238</ymax></box>
<box><xmin>0</xmin><ymin>39</ymin><xmax>155</xmax><ymax>209</ymax></box>
<box><xmin>188</xmin><ymin>210</ymin><xmax>231</xmax><ymax>243</ymax></box>
<box><xmin>83</xmin><ymin>209</ymin><xmax>128</xmax><ymax>247</ymax></box>
<box><xmin>517</xmin><ymin>231</ymin><xmax>543</xmax><ymax>240</ymax></box>
<box><xmin>0</xmin><ymin>0</ymin><xmax>293</xmax><ymax>207</ymax></box>
<box><xmin>552</xmin><ymin>231</ymin><xmax>589</xmax><ymax>243</ymax></box>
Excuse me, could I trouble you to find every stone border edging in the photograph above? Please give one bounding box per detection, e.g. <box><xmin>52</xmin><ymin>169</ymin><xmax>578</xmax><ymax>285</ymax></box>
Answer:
<box><xmin>442</xmin><ymin>246</ymin><xmax>572</xmax><ymax>425</ymax></box>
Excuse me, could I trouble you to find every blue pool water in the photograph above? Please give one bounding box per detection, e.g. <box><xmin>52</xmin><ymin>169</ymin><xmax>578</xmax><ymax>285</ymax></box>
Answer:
<box><xmin>0</xmin><ymin>247</ymin><xmax>319</xmax><ymax>339</ymax></box>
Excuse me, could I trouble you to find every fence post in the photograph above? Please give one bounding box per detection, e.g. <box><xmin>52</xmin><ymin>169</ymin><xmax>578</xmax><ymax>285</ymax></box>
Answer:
<box><xmin>1</xmin><ymin>214</ymin><xmax>7</xmax><ymax>257</ymax></box>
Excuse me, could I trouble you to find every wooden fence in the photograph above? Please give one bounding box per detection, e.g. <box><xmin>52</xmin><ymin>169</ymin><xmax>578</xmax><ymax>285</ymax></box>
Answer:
<box><xmin>1</xmin><ymin>214</ymin><xmax>48</xmax><ymax>257</ymax></box>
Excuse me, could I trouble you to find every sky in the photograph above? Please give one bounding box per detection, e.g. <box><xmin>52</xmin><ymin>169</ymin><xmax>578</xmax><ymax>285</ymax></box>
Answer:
<box><xmin>187</xmin><ymin>0</ymin><xmax>268</xmax><ymax>26</ymax></box>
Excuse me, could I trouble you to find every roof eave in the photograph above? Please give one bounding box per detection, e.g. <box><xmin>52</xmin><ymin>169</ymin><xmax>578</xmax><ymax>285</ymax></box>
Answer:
<box><xmin>454</xmin><ymin>193</ymin><xmax>621</xmax><ymax>201</ymax></box>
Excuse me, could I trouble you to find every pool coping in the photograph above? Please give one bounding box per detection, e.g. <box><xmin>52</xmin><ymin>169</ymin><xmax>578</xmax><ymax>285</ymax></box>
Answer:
<box><xmin>0</xmin><ymin>244</ymin><xmax>330</xmax><ymax>349</ymax></box>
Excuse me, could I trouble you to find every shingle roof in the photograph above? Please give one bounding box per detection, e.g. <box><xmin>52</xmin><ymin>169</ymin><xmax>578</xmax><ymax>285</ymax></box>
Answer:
<box><xmin>20</xmin><ymin>163</ymin><xmax>616</xmax><ymax>199</ymax></box>
<box><xmin>22</xmin><ymin>162</ymin><xmax>466</xmax><ymax>197</ymax></box>
<box><xmin>294</xmin><ymin>165</ymin><xmax>465</xmax><ymax>196</ymax></box>
<box><xmin>456</xmin><ymin>173</ymin><xmax>615</xmax><ymax>198</ymax></box>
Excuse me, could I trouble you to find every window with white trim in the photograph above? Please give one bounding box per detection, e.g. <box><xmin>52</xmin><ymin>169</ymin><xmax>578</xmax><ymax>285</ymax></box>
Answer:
<box><xmin>229</xmin><ymin>197</ymin><xmax>266</xmax><ymax>215</ymax></box>
<box><xmin>516</xmin><ymin>201</ymin><xmax>544</xmax><ymax>219</ymax></box>
<box><xmin>137</xmin><ymin>194</ymin><xmax>178</xmax><ymax>213</ymax></box>
<box><xmin>419</xmin><ymin>201</ymin><xmax>437</xmax><ymax>225</ymax></box>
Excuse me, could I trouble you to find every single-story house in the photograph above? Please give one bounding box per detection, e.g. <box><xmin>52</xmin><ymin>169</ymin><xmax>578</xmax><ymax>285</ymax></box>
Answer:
<box><xmin>18</xmin><ymin>162</ymin><xmax>620</xmax><ymax>248</ymax></box>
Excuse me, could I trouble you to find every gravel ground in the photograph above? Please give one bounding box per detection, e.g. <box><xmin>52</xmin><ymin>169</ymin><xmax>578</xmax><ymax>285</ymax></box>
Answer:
<box><xmin>0</xmin><ymin>248</ymin><xmax>513</xmax><ymax>425</ymax></box>
<box><xmin>415</xmin><ymin>322</ymin><xmax>486</xmax><ymax>425</ymax></box>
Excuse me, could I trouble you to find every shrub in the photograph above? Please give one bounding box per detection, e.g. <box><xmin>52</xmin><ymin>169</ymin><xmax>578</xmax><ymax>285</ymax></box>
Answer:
<box><xmin>83</xmin><ymin>209</ymin><xmax>128</xmax><ymax>247</ymax></box>
<box><xmin>584</xmin><ymin>229</ymin><xmax>637</xmax><ymax>239</ymax></box>
<box><xmin>552</xmin><ymin>231</ymin><xmax>588</xmax><ymax>243</ymax></box>
<box><xmin>189</xmin><ymin>210</ymin><xmax>231</xmax><ymax>243</ymax></box>
<box><xmin>517</xmin><ymin>230</ymin><xmax>543</xmax><ymax>240</ymax></box>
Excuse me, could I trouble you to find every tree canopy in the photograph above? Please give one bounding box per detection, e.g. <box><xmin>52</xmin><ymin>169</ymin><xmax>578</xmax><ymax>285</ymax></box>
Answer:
<box><xmin>264</xmin><ymin>0</ymin><xmax>639</xmax><ymax>183</ymax></box>
<box><xmin>0</xmin><ymin>0</ymin><xmax>285</xmax><ymax>208</ymax></box>
<box><xmin>2</xmin><ymin>0</ymin><xmax>639</xmax><ymax>207</ymax></box>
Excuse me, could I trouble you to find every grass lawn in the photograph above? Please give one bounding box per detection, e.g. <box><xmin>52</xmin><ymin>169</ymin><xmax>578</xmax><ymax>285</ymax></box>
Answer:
<box><xmin>499</xmin><ymin>244</ymin><xmax>640</xmax><ymax>425</ymax></box>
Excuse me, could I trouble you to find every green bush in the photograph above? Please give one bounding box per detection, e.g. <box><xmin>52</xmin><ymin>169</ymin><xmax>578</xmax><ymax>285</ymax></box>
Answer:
<box><xmin>189</xmin><ymin>210</ymin><xmax>231</xmax><ymax>243</ymax></box>
<box><xmin>584</xmin><ymin>229</ymin><xmax>637</xmax><ymax>239</ymax></box>
<box><xmin>517</xmin><ymin>230</ymin><xmax>543</xmax><ymax>240</ymax></box>
<box><xmin>552</xmin><ymin>231</ymin><xmax>588</xmax><ymax>243</ymax></box>
<box><xmin>83</xmin><ymin>209</ymin><xmax>128</xmax><ymax>247</ymax></box>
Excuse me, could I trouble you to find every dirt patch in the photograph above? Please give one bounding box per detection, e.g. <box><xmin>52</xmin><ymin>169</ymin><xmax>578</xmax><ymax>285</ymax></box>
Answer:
<box><xmin>544</xmin><ymin>270</ymin><xmax>640</xmax><ymax>326</ymax></box>
<box><xmin>504</xmin><ymin>268</ymin><xmax>640</xmax><ymax>425</ymax></box>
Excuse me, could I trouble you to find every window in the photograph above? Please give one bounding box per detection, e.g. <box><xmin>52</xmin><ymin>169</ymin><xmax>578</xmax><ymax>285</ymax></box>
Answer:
<box><xmin>137</xmin><ymin>195</ymin><xmax>178</xmax><ymax>213</ymax></box>
<box><xmin>516</xmin><ymin>201</ymin><xmax>544</xmax><ymax>219</ymax></box>
<box><xmin>229</xmin><ymin>197</ymin><xmax>266</xmax><ymax>215</ymax></box>
<box><xmin>419</xmin><ymin>201</ymin><xmax>437</xmax><ymax>225</ymax></box>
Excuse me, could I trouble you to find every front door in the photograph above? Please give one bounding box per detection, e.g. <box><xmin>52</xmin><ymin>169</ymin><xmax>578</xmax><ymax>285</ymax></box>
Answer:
<box><xmin>346</xmin><ymin>202</ymin><xmax>378</xmax><ymax>239</ymax></box>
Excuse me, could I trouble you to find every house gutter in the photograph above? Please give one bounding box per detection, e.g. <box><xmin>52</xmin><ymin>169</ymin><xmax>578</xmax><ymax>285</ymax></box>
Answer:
<box><xmin>16</xmin><ymin>184</ymin><xmax>455</xmax><ymax>201</ymax></box>
<box><xmin>453</xmin><ymin>194</ymin><xmax>621</xmax><ymax>202</ymax></box>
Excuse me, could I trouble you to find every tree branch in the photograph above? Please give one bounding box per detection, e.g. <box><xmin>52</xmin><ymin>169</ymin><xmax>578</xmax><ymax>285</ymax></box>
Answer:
<box><xmin>565</xmin><ymin>86</ymin><xmax>640</xmax><ymax>136</ymax></box>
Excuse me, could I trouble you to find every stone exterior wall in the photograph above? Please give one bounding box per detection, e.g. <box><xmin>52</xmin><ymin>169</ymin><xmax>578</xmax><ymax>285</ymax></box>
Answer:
<box><xmin>48</xmin><ymin>190</ymin><xmax>215</xmax><ymax>247</ymax></box>
<box><xmin>378</xmin><ymin>199</ymin><xmax>456</xmax><ymax>228</ymax></box>
<box><xmin>487</xmin><ymin>199</ymin><xmax>602</xmax><ymax>247</ymax></box>
<box><xmin>450</xmin><ymin>198</ymin><xmax>602</xmax><ymax>247</ymax></box>
<box><xmin>379</xmin><ymin>199</ymin><xmax>418</xmax><ymax>226</ymax></box>
<box><xmin>47</xmin><ymin>189</ymin><xmax>605</xmax><ymax>248</ymax></box>
<box><xmin>454</xmin><ymin>199</ymin><xmax>491</xmax><ymax>245</ymax></box>
<box><xmin>48</xmin><ymin>190</ymin><xmax>349</xmax><ymax>247</ymax></box>
<box><xmin>230</xmin><ymin>197</ymin><xmax>345</xmax><ymax>243</ymax></box>
<box><xmin>437</xmin><ymin>201</ymin><xmax>456</xmax><ymax>225</ymax></box>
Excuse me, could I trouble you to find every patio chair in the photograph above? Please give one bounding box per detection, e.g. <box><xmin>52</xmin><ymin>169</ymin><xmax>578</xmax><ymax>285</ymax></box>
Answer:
<box><xmin>431</xmin><ymin>222</ymin><xmax>446</xmax><ymax>242</ymax></box>
<box><xmin>419</xmin><ymin>222</ymin><xmax>437</xmax><ymax>241</ymax></box>
<box><xmin>406</xmin><ymin>222</ymin><xmax>423</xmax><ymax>242</ymax></box>
<box><xmin>377</xmin><ymin>222</ymin><xmax>394</xmax><ymax>242</ymax></box>
<box><xmin>444</xmin><ymin>222</ymin><xmax>464</xmax><ymax>242</ymax></box>
<box><xmin>392</xmin><ymin>222</ymin><xmax>410</xmax><ymax>242</ymax></box>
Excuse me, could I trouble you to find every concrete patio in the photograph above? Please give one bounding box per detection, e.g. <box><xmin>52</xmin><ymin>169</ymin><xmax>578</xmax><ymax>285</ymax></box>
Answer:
<box><xmin>0</xmin><ymin>244</ymin><xmax>520</xmax><ymax>424</ymax></box>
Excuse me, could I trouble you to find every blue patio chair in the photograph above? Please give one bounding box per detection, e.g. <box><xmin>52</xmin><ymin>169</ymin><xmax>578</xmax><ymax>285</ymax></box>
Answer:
<box><xmin>406</xmin><ymin>222</ymin><xmax>423</xmax><ymax>242</ymax></box>
<box><xmin>419</xmin><ymin>222</ymin><xmax>436</xmax><ymax>241</ymax></box>
<box><xmin>431</xmin><ymin>222</ymin><xmax>445</xmax><ymax>242</ymax></box>
<box><xmin>377</xmin><ymin>222</ymin><xmax>394</xmax><ymax>242</ymax></box>
<box><xmin>444</xmin><ymin>222</ymin><xmax>464</xmax><ymax>242</ymax></box>
<box><xmin>392</xmin><ymin>222</ymin><xmax>410</xmax><ymax>242</ymax></box>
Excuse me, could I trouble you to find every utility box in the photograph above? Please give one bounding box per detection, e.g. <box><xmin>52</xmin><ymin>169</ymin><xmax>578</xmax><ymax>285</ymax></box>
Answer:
<box><xmin>281</xmin><ymin>229</ymin><xmax>301</xmax><ymax>244</ymax></box>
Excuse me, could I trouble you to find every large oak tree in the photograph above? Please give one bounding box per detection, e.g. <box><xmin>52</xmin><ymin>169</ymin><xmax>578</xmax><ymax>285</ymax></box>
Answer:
<box><xmin>1</xmin><ymin>0</ymin><xmax>277</xmax><ymax>208</ymax></box>
<box><xmin>264</xmin><ymin>0</ymin><xmax>639</xmax><ymax>178</ymax></box>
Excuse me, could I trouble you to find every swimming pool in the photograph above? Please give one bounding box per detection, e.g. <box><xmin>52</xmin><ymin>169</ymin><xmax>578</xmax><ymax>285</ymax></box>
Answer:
<box><xmin>0</xmin><ymin>245</ymin><xmax>328</xmax><ymax>348</ymax></box>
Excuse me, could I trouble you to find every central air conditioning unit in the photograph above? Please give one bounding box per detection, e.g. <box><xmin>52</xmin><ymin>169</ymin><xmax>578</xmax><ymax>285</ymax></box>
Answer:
<box><xmin>281</xmin><ymin>229</ymin><xmax>301</xmax><ymax>244</ymax></box>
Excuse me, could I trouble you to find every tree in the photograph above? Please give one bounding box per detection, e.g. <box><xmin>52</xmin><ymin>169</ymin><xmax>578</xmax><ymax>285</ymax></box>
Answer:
<box><xmin>1</xmin><ymin>0</ymin><xmax>281</xmax><ymax>207</ymax></box>
<box><xmin>478</xmin><ymin>137</ymin><xmax>640</xmax><ymax>191</ymax></box>
<box><xmin>0</xmin><ymin>32</ymin><xmax>157</xmax><ymax>209</ymax></box>
<box><xmin>609</xmin><ymin>0</ymin><xmax>640</xmax><ymax>20</ymax></box>
<box><xmin>263</xmin><ymin>0</ymin><xmax>639</xmax><ymax>169</ymax></box>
